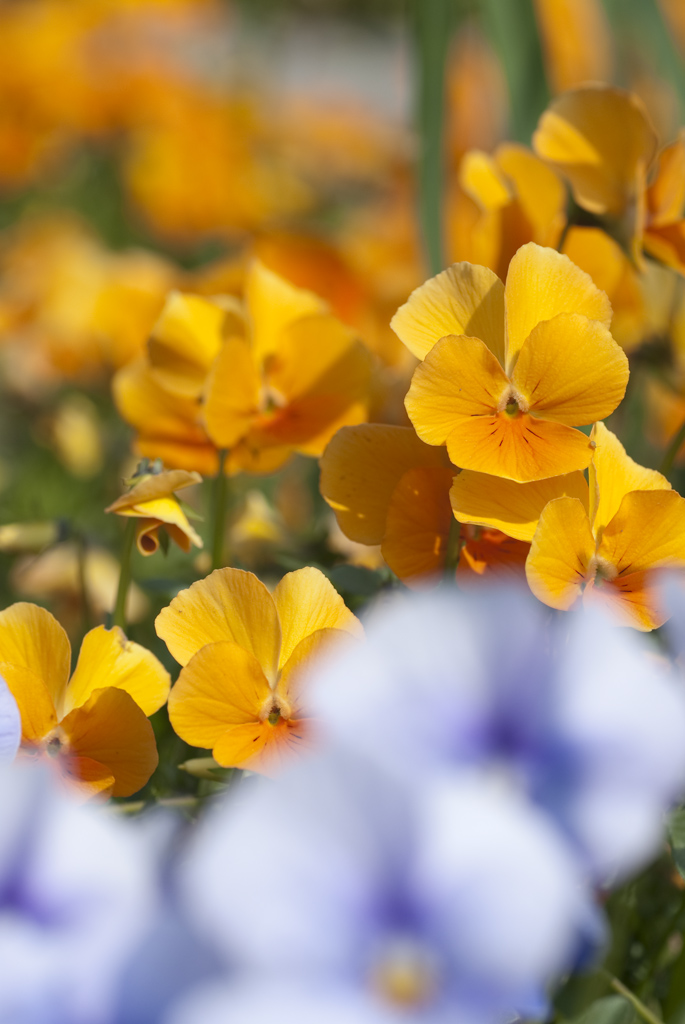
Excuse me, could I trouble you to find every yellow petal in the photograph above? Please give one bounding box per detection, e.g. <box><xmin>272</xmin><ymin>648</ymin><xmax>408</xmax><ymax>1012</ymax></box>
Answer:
<box><xmin>526</xmin><ymin>496</ymin><xmax>595</xmax><ymax>609</ymax></box>
<box><xmin>167</xmin><ymin>641</ymin><xmax>272</xmax><ymax>749</ymax></box>
<box><xmin>382</xmin><ymin>466</ymin><xmax>455</xmax><ymax>584</ymax></box>
<box><xmin>647</xmin><ymin>132</ymin><xmax>685</xmax><ymax>227</ymax></box>
<box><xmin>583</xmin><ymin>571</ymin><xmax>666</xmax><ymax>632</ymax></box>
<box><xmin>457</xmin><ymin>531</ymin><xmax>530</xmax><ymax>584</ymax></box>
<box><xmin>212</xmin><ymin>718</ymin><xmax>304</xmax><ymax>776</ymax></box>
<box><xmin>450</xmin><ymin>469</ymin><xmax>589</xmax><ymax>542</ymax></box>
<box><xmin>148</xmin><ymin>292</ymin><xmax>227</xmax><ymax>399</ymax></box>
<box><xmin>126</xmin><ymin>497</ymin><xmax>203</xmax><ymax>551</ymax></box>
<box><xmin>320</xmin><ymin>424</ymin><xmax>449</xmax><ymax>545</ymax></box>
<box><xmin>511</xmin><ymin>312</ymin><xmax>629</xmax><ymax>425</ymax></box>
<box><xmin>533</xmin><ymin>0</ymin><xmax>613</xmax><ymax>95</ymax></box>
<box><xmin>445</xmin><ymin>413</ymin><xmax>593</xmax><ymax>482</ymax></box>
<box><xmin>155</xmin><ymin>567</ymin><xmax>281</xmax><ymax>676</ymax></box>
<box><xmin>106</xmin><ymin>470</ymin><xmax>202</xmax><ymax>512</ymax></box>
<box><xmin>390</xmin><ymin>263</ymin><xmax>505</xmax><ymax>363</ymax></box>
<box><xmin>134</xmin><ymin>520</ymin><xmax>161</xmax><ymax>556</ymax></box>
<box><xmin>0</xmin><ymin>602</ymin><xmax>71</xmax><ymax>723</ymax></box>
<box><xmin>59</xmin><ymin>756</ymin><xmax>115</xmax><ymax>800</ymax></box>
<box><xmin>405</xmin><ymin>335</ymin><xmax>510</xmax><ymax>446</ymax></box>
<box><xmin>276</xmin><ymin>627</ymin><xmax>357</xmax><ymax>712</ymax></box>
<box><xmin>532</xmin><ymin>86</ymin><xmax>657</xmax><ymax>216</ymax></box>
<box><xmin>460</xmin><ymin>151</ymin><xmax>513</xmax><ymax>211</ymax></box>
<box><xmin>227</xmin><ymin>441</ymin><xmax>293</xmax><ymax>476</ymax></box>
<box><xmin>561</xmin><ymin>227</ymin><xmax>646</xmax><ymax>352</ymax></box>
<box><xmin>65</xmin><ymin>625</ymin><xmax>171</xmax><ymax>718</ymax></box>
<box><xmin>589</xmin><ymin>421</ymin><xmax>671</xmax><ymax>536</ymax></box>
<box><xmin>272</xmin><ymin>566</ymin><xmax>362</xmax><ymax>670</ymax></box>
<box><xmin>202</xmin><ymin>335</ymin><xmax>261</xmax><ymax>449</ymax></box>
<box><xmin>495</xmin><ymin>143</ymin><xmax>567</xmax><ymax>249</ymax></box>
<box><xmin>504</xmin><ymin>243</ymin><xmax>612</xmax><ymax>372</ymax></box>
<box><xmin>598</xmin><ymin>489</ymin><xmax>685</xmax><ymax>576</ymax></box>
<box><xmin>61</xmin><ymin>687</ymin><xmax>158</xmax><ymax>798</ymax></box>
<box><xmin>2</xmin><ymin>665</ymin><xmax>57</xmax><ymax>745</ymax></box>
<box><xmin>246</xmin><ymin>259</ymin><xmax>327</xmax><ymax>364</ymax></box>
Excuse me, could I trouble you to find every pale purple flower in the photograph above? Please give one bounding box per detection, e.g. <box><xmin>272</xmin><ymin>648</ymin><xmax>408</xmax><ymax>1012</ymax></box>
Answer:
<box><xmin>171</xmin><ymin>749</ymin><xmax>585</xmax><ymax>1024</ymax></box>
<box><xmin>0</xmin><ymin>676</ymin><xmax>19</xmax><ymax>764</ymax></box>
<box><xmin>307</xmin><ymin>586</ymin><xmax>685</xmax><ymax>883</ymax></box>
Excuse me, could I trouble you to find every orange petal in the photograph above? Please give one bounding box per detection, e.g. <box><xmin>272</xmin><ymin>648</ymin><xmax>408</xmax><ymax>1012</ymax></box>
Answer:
<box><xmin>382</xmin><ymin>466</ymin><xmax>455</xmax><ymax>584</ymax></box>
<box><xmin>445</xmin><ymin>413</ymin><xmax>593</xmax><ymax>483</ymax></box>
<box><xmin>134</xmin><ymin>520</ymin><xmax>161</xmax><ymax>556</ymax></box>
<box><xmin>405</xmin><ymin>335</ymin><xmax>510</xmax><ymax>447</ymax></box>
<box><xmin>61</xmin><ymin>688</ymin><xmax>158</xmax><ymax>798</ymax></box>
<box><xmin>320</xmin><ymin>424</ymin><xmax>449</xmax><ymax>545</ymax></box>
<box><xmin>526</xmin><ymin>496</ymin><xmax>595</xmax><ymax>609</ymax></box>
<box><xmin>202</xmin><ymin>335</ymin><xmax>261</xmax><ymax>449</ymax></box>
<box><xmin>458</xmin><ymin>530</ymin><xmax>530</xmax><ymax>584</ymax></box>
<box><xmin>450</xmin><ymin>469</ymin><xmax>589</xmax><ymax>542</ymax></box>
<box><xmin>583</xmin><ymin>572</ymin><xmax>665</xmax><ymax>631</ymax></box>
<box><xmin>155</xmin><ymin>568</ymin><xmax>281</xmax><ymax>676</ymax></box>
<box><xmin>647</xmin><ymin>132</ymin><xmax>685</xmax><ymax>227</ymax></box>
<box><xmin>246</xmin><ymin>259</ymin><xmax>327</xmax><ymax>364</ymax></box>
<box><xmin>533</xmin><ymin>0</ymin><xmax>613</xmax><ymax>94</ymax></box>
<box><xmin>589</xmin><ymin>421</ymin><xmax>670</xmax><ymax>536</ymax></box>
<box><xmin>148</xmin><ymin>292</ymin><xmax>227</xmax><ymax>399</ymax></box>
<box><xmin>59</xmin><ymin>755</ymin><xmax>115</xmax><ymax>800</ymax></box>
<box><xmin>511</xmin><ymin>312</ymin><xmax>629</xmax><ymax>425</ymax></box>
<box><xmin>0</xmin><ymin>602</ymin><xmax>70</xmax><ymax>728</ymax></box>
<box><xmin>167</xmin><ymin>641</ymin><xmax>272</xmax><ymax>750</ymax></box>
<box><xmin>597</xmin><ymin>489</ymin><xmax>685</xmax><ymax>578</ymax></box>
<box><xmin>643</xmin><ymin>222</ymin><xmax>685</xmax><ymax>275</ymax></box>
<box><xmin>504</xmin><ymin>243</ymin><xmax>612</xmax><ymax>372</ymax></box>
<box><xmin>212</xmin><ymin>718</ymin><xmax>306</xmax><ymax>776</ymax></box>
<box><xmin>123</xmin><ymin>497</ymin><xmax>203</xmax><ymax>551</ymax></box>
<box><xmin>227</xmin><ymin>441</ymin><xmax>293</xmax><ymax>476</ymax></box>
<box><xmin>391</xmin><ymin>263</ymin><xmax>505</xmax><ymax>363</ymax></box>
<box><xmin>495</xmin><ymin>143</ymin><xmax>567</xmax><ymax>249</ymax></box>
<box><xmin>105</xmin><ymin>470</ymin><xmax>202</xmax><ymax>512</ymax></box>
<box><xmin>272</xmin><ymin>566</ymin><xmax>362</xmax><ymax>670</ymax></box>
<box><xmin>532</xmin><ymin>86</ymin><xmax>657</xmax><ymax>216</ymax></box>
<box><xmin>65</xmin><ymin>625</ymin><xmax>171</xmax><ymax>718</ymax></box>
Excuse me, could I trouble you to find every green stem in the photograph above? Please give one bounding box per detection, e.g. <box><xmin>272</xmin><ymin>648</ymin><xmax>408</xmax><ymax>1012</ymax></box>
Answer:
<box><xmin>76</xmin><ymin>532</ymin><xmax>92</xmax><ymax>634</ymax></box>
<box><xmin>660</xmin><ymin>418</ymin><xmax>685</xmax><ymax>479</ymax></box>
<box><xmin>211</xmin><ymin>449</ymin><xmax>229</xmax><ymax>570</ymax></box>
<box><xmin>414</xmin><ymin>0</ymin><xmax>452</xmax><ymax>276</ymax></box>
<box><xmin>444</xmin><ymin>517</ymin><xmax>462</xmax><ymax>575</ymax></box>
<box><xmin>112</xmin><ymin>520</ymin><xmax>136</xmax><ymax>631</ymax></box>
<box><xmin>601</xmin><ymin>971</ymin><xmax>664</xmax><ymax>1024</ymax></box>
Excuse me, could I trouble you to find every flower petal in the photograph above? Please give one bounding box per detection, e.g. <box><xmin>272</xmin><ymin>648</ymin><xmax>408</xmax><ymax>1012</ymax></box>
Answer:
<box><xmin>504</xmin><ymin>243</ymin><xmax>612</xmax><ymax>371</ymax></box>
<box><xmin>59</xmin><ymin>755</ymin><xmax>115</xmax><ymax>799</ymax></box>
<box><xmin>643</xmin><ymin>222</ymin><xmax>685</xmax><ymax>275</ymax></box>
<box><xmin>61</xmin><ymin>687</ymin><xmax>158</xmax><ymax>798</ymax></box>
<box><xmin>405</xmin><ymin>335</ymin><xmax>510</xmax><ymax>447</ymax></box>
<box><xmin>156</xmin><ymin>568</ymin><xmax>281</xmax><ymax>675</ymax></box>
<box><xmin>589</xmin><ymin>421</ymin><xmax>670</xmax><ymax>536</ymax></box>
<box><xmin>381</xmin><ymin>466</ymin><xmax>455</xmax><ymax>583</ymax></box>
<box><xmin>167</xmin><ymin>641</ymin><xmax>272</xmax><ymax>749</ymax></box>
<box><xmin>583</xmin><ymin>572</ymin><xmax>666</xmax><ymax>631</ymax></box>
<box><xmin>532</xmin><ymin>86</ymin><xmax>657</xmax><ymax>216</ymax></box>
<box><xmin>450</xmin><ymin>469</ymin><xmax>589</xmax><ymax>542</ymax></box>
<box><xmin>0</xmin><ymin>602</ymin><xmax>70</xmax><ymax>723</ymax></box>
<box><xmin>511</xmin><ymin>312</ymin><xmax>629</xmax><ymax>425</ymax></box>
<box><xmin>148</xmin><ymin>292</ymin><xmax>227</xmax><ymax>399</ymax></box>
<box><xmin>203</xmin><ymin>336</ymin><xmax>261</xmax><ymax>449</ymax></box>
<box><xmin>272</xmin><ymin>567</ymin><xmax>362</xmax><ymax>671</ymax></box>
<box><xmin>495</xmin><ymin>143</ymin><xmax>567</xmax><ymax>249</ymax></box>
<box><xmin>533</xmin><ymin>0</ymin><xmax>613</xmax><ymax>95</ymax></box>
<box><xmin>65</xmin><ymin>625</ymin><xmax>171</xmax><ymax>718</ymax></box>
<box><xmin>457</xmin><ymin>531</ymin><xmax>530</xmax><ymax>584</ymax></box>
<box><xmin>320</xmin><ymin>424</ymin><xmax>449</xmax><ymax>545</ymax></box>
<box><xmin>445</xmin><ymin>413</ymin><xmax>593</xmax><ymax>482</ymax></box>
<box><xmin>526</xmin><ymin>496</ymin><xmax>595</xmax><ymax>609</ymax></box>
<box><xmin>391</xmin><ymin>263</ymin><xmax>505</xmax><ymax>362</ymax></box>
<box><xmin>126</xmin><ymin>497</ymin><xmax>203</xmax><ymax>550</ymax></box>
<box><xmin>105</xmin><ymin>470</ymin><xmax>202</xmax><ymax>512</ymax></box>
<box><xmin>246</xmin><ymin>260</ymin><xmax>327</xmax><ymax>364</ymax></box>
<box><xmin>647</xmin><ymin>132</ymin><xmax>685</xmax><ymax>227</ymax></box>
<box><xmin>277</xmin><ymin>627</ymin><xmax>358</xmax><ymax>718</ymax></box>
<box><xmin>212</xmin><ymin>719</ymin><xmax>304</xmax><ymax>775</ymax></box>
<box><xmin>460</xmin><ymin>151</ymin><xmax>513</xmax><ymax>211</ymax></box>
<box><xmin>598</xmin><ymin>490</ymin><xmax>685</xmax><ymax>577</ymax></box>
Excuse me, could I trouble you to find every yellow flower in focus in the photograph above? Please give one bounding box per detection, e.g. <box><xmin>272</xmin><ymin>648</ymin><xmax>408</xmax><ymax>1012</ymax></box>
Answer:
<box><xmin>449</xmin><ymin>144</ymin><xmax>567</xmax><ymax>280</ymax></box>
<box><xmin>106</xmin><ymin>466</ymin><xmax>203</xmax><ymax>556</ymax></box>
<box><xmin>0</xmin><ymin>603</ymin><xmax>169</xmax><ymax>797</ymax></box>
<box><xmin>534</xmin><ymin>86</ymin><xmax>685</xmax><ymax>273</ymax></box>
<box><xmin>157</xmin><ymin>567</ymin><xmax>362</xmax><ymax>775</ymax></box>
<box><xmin>395</xmin><ymin>243</ymin><xmax>628</xmax><ymax>482</ymax></box>
<box><xmin>526</xmin><ymin>422</ymin><xmax>685</xmax><ymax>630</ymax></box>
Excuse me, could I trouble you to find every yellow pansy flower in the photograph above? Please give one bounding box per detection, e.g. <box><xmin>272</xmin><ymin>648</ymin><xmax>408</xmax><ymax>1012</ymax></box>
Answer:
<box><xmin>534</xmin><ymin>85</ymin><xmax>685</xmax><ymax>273</ymax></box>
<box><xmin>106</xmin><ymin>466</ymin><xmax>203</xmax><ymax>556</ymax></box>
<box><xmin>394</xmin><ymin>242</ymin><xmax>628</xmax><ymax>483</ymax></box>
<box><xmin>526</xmin><ymin>422</ymin><xmax>685</xmax><ymax>630</ymax></box>
<box><xmin>0</xmin><ymin>603</ymin><xmax>170</xmax><ymax>797</ymax></box>
<box><xmin>157</xmin><ymin>567</ymin><xmax>362</xmax><ymax>775</ymax></box>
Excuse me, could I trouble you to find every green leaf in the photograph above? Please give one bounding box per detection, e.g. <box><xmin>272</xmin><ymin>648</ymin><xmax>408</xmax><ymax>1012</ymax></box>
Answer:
<box><xmin>327</xmin><ymin>565</ymin><xmax>385</xmax><ymax>598</ymax></box>
<box><xmin>570</xmin><ymin>995</ymin><xmax>637</xmax><ymax>1024</ymax></box>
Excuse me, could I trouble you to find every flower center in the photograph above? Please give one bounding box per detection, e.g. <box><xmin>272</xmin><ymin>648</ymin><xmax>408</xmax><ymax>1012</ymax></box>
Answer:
<box><xmin>587</xmin><ymin>554</ymin><xmax>618</xmax><ymax>587</ymax></box>
<box><xmin>259</xmin><ymin>692</ymin><xmax>291</xmax><ymax>726</ymax></box>
<box><xmin>372</xmin><ymin>937</ymin><xmax>437</xmax><ymax>1009</ymax></box>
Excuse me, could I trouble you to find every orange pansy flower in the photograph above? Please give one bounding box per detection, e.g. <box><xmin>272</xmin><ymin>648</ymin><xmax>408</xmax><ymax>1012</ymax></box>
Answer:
<box><xmin>0</xmin><ymin>603</ymin><xmax>169</xmax><ymax>797</ymax></box>
<box><xmin>395</xmin><ymin>242</ymin><xmax>627</xmax><ymax>483</ymax></box>
<box><xmin>158</xmin><ymin>567</ymin><xmax>362</xmax><ymax>775</ymax></box>
<box><xmin>106</xmin><ymin>466</ymin><xmax>203</xmax><ymax>556</ymax></box>
<box><xmin>526</xmin><ymin>422</ymin><xmax>685</xmax><ymax>629</ymax></box>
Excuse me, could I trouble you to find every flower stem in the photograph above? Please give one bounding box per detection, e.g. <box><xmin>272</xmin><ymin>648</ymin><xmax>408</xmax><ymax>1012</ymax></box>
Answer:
<box><xmin>444</xmin><ymin>517</ymin><xmax>462</xmax><ymax>576</ymax></box>
<box><xmin>112</xmin><ymin>519</ymin><xmax>136</xmax><ymax>631</ymax></box>
<box><xmin>414</xmin><ymin>0</ymin><xmax>452</xmax><ymax>276</ymax></box>
<box><xmin>211</xmin><ymin>449</ymin><xmax>229</xmax><ymax>570</ymax></box>
<box><xmin>601</xmin><ymin>971</ymin><xmax>664</xmax><ymax>1024</ymax></box>
<box><xmin>660</xmin><ymin>418</ymin><xmax>685</xmax><ymax>479</ymax></box>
